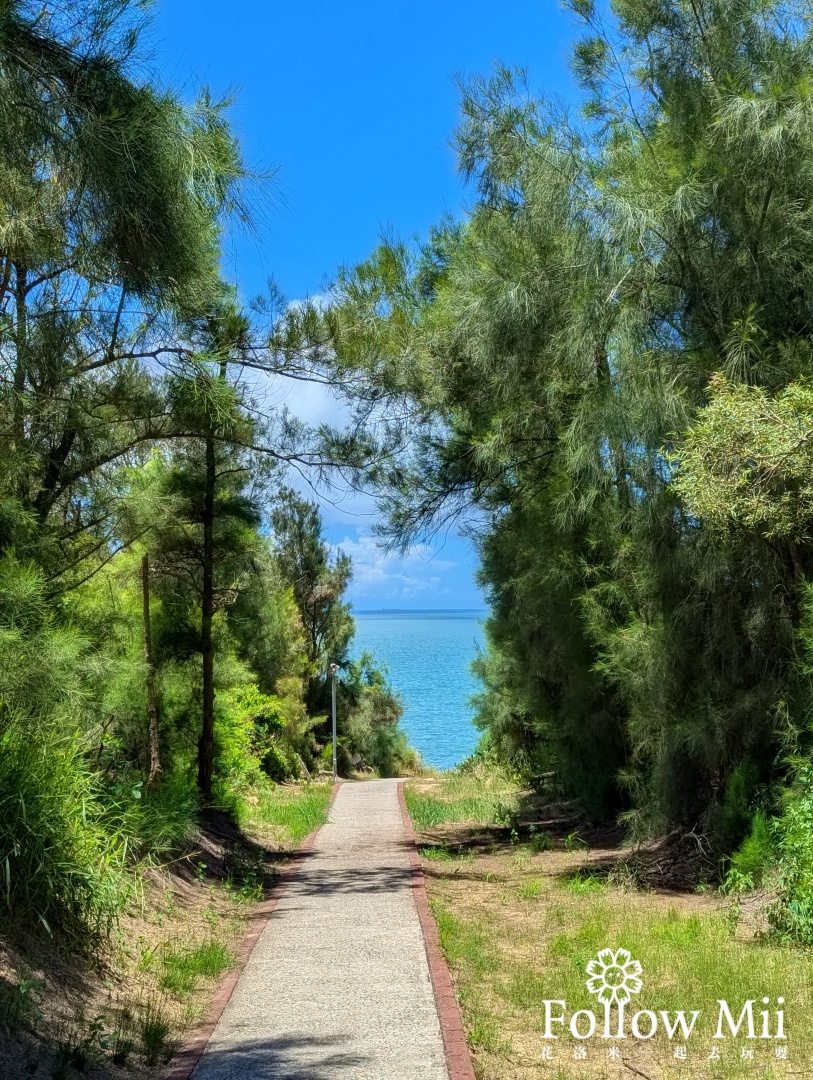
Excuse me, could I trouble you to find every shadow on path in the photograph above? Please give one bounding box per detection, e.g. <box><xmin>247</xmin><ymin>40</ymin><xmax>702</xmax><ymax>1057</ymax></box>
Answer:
<box><xmin>193</xmin><ymin>1033</ymin><xmax>372</xmax><ymax>1079</ymax></box>
<box><xmin>283</xmin><ymin>862</ymin><xmax>413</xmax><ymax>897</ymax></box>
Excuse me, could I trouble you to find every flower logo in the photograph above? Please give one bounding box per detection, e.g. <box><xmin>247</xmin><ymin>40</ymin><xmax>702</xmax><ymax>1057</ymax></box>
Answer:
<box><xmin>586</xmin><ymin>948</ymin><xmax>643</xmax><ymax>1006</ymax></box>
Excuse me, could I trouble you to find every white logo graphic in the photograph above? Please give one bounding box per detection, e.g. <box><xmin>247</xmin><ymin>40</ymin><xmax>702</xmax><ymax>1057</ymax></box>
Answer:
<box><xmin>585</xmin><ymin>948</ymin><xmax>643</xmax><ymax>1007</ymax></box>
<box><xmin>542</xmin><ymin>945</ymin><xmax>787</xmax><ymax>1048</ymax></box>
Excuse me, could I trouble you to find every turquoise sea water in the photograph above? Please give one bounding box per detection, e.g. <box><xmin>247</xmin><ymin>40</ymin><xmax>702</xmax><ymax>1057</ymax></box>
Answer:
<box><xmin>352</xmin><ymin>610</ymin><xmax>486</xmax><ymax>770</ymax></box>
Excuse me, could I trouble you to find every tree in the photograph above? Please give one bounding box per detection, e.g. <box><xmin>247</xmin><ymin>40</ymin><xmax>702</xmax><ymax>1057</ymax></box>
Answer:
<box><xmin>326</xmin><ymin>1</ymin><xmax>813</xmax><ymax>844</ymax></box>
<box><xmin>141</xmin><ymin>552</ymin><xmax>161</xmax><ymax>788</ymax></box>
<box><xmin>271</xmin><ymin>488</ymin><xmax>353</xmax><ymax>680</ymax></box>
<box><xmin>0</xmin><ymin>1</ymin><xmax>250</xmax><ymax>593</ymax></box>
<box><xmin>145</xmin><ymin>346</ymin><xmax>263</xmax><ymax>801</ymax></box>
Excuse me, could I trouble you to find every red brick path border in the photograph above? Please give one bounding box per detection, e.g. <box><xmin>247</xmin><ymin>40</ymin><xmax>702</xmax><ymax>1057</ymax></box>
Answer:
<box><xmin>164</xmin><ymin>781</ymin><xmax>341</xmax><ymax>1080</ymax></box>
<box><xmin>397</xmin><ymin>781</ymin><xmax>477</xmax><ymax>1080</ymax></box>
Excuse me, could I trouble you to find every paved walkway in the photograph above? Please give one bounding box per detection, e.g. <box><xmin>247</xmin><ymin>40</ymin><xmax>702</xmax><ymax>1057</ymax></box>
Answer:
<box><xmin>192</xmin><ymin>779</ymin><xmax>450</xmax><ymax>1080</ymax></box>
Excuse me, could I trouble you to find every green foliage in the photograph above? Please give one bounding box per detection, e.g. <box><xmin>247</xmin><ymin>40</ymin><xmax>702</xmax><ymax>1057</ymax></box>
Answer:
<box><xmin>0</xmin><ymin>718</ymin><xmax>128</xmax><ymax>938</ymax></box>
<box><xmin>675</xmin><ymin>376</ymin><xmax>813</xmax><ymax>540</ymax></box>
<box><xmin>404</xmin><ymin>770</ymin><xmax>521</xmax><ymax>829</ymax></box>
<box><xmin>0</xmin><ymin>557</ymin><xmax>128</xmax><ymax>937</ymax></box>
<box><xmin>271</xmin><ymin>487</ymin><xmax>354</xmax><ymax>689</ymax></box>
<box><xmin>103</xmin><ymin>774</ymin><xmax>199</xmax><ymax>861</ymax></box>
<box><xmin>720</xmin><ymin>809</ymin><xmax>774</xmax><ymax>895</ymax></box>
<box><xmin>243</xmin><ymin>782</ymin><xmax>333</xmax><ymax>849</ymax></box>
<box><xmin>0</xmin><ymin>0</ymin><xmax>412</xmax><ymax>949</ymax></box>
<box><xmin>327</xmin><ymin>0</ymin><xmax>813</xmax><ymax>848</ymax></box>
<box><xmin>341</xmin><ymin>653</ymin><xmax>418</xmax><ymax>777</ymax></box>
<box><xmin>149</xmin><ymin>940</ymin><xmax>232</xmax><ymax>996</ymax></box>
<box><xmin>768</xmin><ymin>774</ymin><xmax>813</xmax><ymax>944</ymax></box>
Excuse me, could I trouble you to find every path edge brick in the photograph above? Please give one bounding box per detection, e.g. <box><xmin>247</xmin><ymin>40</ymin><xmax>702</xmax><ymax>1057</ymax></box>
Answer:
<box><xmin>164</xmin><ymin>780</ymin><xmax>341</xmax><ymax>1080</ymax></box>
<box><xmin>398</xmin><ymin>780</ymin><xmax>477</xmax><ymax>1080</ymax></box>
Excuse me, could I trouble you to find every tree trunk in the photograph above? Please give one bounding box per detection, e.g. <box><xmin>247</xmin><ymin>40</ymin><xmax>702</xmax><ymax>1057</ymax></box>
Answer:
<box><xmin>197</xmin><ymin>435</ymin><xmax>216</xmax><ymax>801</ymax></box>
<box><xmin>12</xmin><ymin>262</ymin><xmax>28</xmax><ymax>504</ymax></box>
<box><xmin>142</xmin><ymin>553</ymin><xmax>162</xmax><ymax>788</ymax></box>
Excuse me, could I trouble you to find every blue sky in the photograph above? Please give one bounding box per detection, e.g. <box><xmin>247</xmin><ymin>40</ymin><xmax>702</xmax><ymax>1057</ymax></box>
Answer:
<box><xmin>149</xmin><ymin>1</ymin><xmax>578</xmax><ymax>609</ymax></box>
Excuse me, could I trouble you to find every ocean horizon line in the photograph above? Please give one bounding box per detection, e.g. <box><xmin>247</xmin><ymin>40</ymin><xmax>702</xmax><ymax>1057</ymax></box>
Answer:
<box><xmin>354</xmin><ymin>607</ymin><xmax>487</xmax><ymax>615</ymax></box>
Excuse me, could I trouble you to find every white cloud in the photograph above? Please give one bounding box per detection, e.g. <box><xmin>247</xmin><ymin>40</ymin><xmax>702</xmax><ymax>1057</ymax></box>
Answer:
<box><xmin>333</xmin><ymin>534</ymin><xmax>456</xmax><ymax>602</ymax></box>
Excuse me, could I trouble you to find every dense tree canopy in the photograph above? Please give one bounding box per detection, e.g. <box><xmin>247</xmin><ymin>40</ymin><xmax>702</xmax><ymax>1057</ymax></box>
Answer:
<box><xmin>0</xmin><ymin>0</ymin><xmax>413</xmax><ymax>940</ymax></box>
<box><xmin>327</xmin><ymin>0</ymin><xmax>813</xmax><ymax>842</ymax></box>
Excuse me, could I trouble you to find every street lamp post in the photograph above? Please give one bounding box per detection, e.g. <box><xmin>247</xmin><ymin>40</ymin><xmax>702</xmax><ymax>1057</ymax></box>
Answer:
<box><xmin>328</xmin><ymin>663</ymin><xmax>339</xmax><ymax>781</ymax></box>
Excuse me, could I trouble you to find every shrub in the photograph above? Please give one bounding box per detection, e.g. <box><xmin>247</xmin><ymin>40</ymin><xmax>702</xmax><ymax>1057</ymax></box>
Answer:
<box><xmin>103</xmin><ymin>772</ymin><xmax>199</xmax><ymax>861</ymax></box>
<box><xmin>768</xmin><ymin>774</ymin><xmax>813</xmax><ymax>944</ymax></box>
<box><xmin>0</xmin><ymin>718</ymin><xmax>126</xmax><ymax>938</ymax></box>
<box><xmin>724</xmin><ymin>809</ymin><xmax>774</xmax><ymax>889</ymax></box>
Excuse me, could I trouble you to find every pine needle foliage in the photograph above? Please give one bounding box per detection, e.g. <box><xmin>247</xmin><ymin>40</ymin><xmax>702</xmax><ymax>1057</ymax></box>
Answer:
<box><xmin>327</xmin><ymin>0</ymin><xmax>813</xmax><ymax>845</ymax></box>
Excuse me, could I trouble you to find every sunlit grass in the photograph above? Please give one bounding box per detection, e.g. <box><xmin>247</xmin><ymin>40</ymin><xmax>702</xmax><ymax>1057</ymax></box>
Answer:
<box><xmin>244</xmin><ymin>782</ymin><xmax>333</xmax><ymax>849</ymax></box>
<box><xmin>433</xmin><ymin>891</ymin><xmax>813</xmax><ymax>1077</ymax></box>
<box><xmin>140</xmin><ymin>940</ymin><xmax>233</xmax><ymax>997</ymax></box>
<box><xmin>409</xmin><ymin>771</ymin><xmax>813</xmax><ymax>1079</ymax></box>
<box><xmin>404</xmin><ymin>768</ymin><xmax>522</xmax><ymax>829</ymax></box>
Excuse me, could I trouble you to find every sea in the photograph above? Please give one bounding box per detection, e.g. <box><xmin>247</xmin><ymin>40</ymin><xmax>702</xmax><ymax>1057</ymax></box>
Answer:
<box><xmin>352</xmin><ymin>610</ymin><xmax>486</xmax><ymax>770</ymax></box>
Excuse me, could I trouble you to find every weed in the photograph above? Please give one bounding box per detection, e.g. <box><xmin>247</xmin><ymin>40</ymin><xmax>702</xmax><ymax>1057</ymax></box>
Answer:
<box><xmin>111</xmin><ymin>1031</ymin><xmax>135</xmax><ymax>1065</ymax></box>
<box><xmin>224</xmin><ymin>844</ymin><xmax>266</xmax><ymax>902</ymax></box>
<box><xmin>154</xmin><ymin>940</ymin><xmax>232</xmax><ymax>996</ymax></box>
<box><xmin>420</xmin><ymin>844</ymin><xmax>474</xmax><ymax>864</ymax></box>
<box><xmin>560</xmin><ymin>870</ymin><xmax>608</xmax><ymax>895</ymax></box>
<box><xmin>51</xmin><ymin>1012</ymin><xmax>111</xmax><ymax>1076</ymax></box>
<box><xmin>419</xmin><ymin>845</ymin><xmax>453</xmax><ymax>861</ymax></box>
<box><xmin>0</xmin><ymin>975</ymin><xmax>44</xmax><ymax>1031</ymax></box>
<box><xmin>564</xmin><ymin>829</ymin><xmax>588</xmax><ymax>853</ymax></box>
<box><xmin>529</xmin><ymin>831</ymin><xmax>552</xmax><ymax>853</ymax></box>
<box><xmin>517</xmin><ymin>877</ymin><xmax>543</xmax><ymax>900</ymax></box>
<box><xmin>201</xmin><ymin>905</ymin><xmax>219</xmax><ymax>930</ymax></box>
<box><xmin>140</xmin><ymin>999</ymin><xmax>172</xmax><ymax>1066</ymax></box>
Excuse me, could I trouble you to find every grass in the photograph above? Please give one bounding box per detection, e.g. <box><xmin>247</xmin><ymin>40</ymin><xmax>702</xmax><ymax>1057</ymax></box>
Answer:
<box><xmin>407</xmin><ymin>774</ymin><xmax>813</xmax><ymax>1080</ymax></box>
<box><xmin>244</xmin><ymin>781</ymin><xmax>333</xmax><ymax>849</ymax></box>
<box><xmin>404</xmin><ymin>767</ymin><xmax>521</xmax><ymax>829</ymax></box>
<box><xmin>0</xmin><ymin>779</ymin><xmax>328</xmax><ymax>1078</ymax></box>
<box><xmin>147</xmin><ymin>940</ymin><xmax>233</xmax><ymax>996</ymax></box>
<box><xmin>140</xmin><ymin>998</ymin><xmax>172</xmax><ymax>1066</ymax></box>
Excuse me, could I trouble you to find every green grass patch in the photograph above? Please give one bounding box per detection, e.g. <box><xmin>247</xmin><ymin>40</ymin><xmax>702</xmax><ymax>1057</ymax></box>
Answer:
<box><xmin>244</xmin><ymin>782</ymin><xmax>332</xmax><ymax>849</ymax></box>
<box><xmin>438</xmin><ymin>890</ymin><xmax>813</xmax><ymax>1076</ymax></box>
<box><xmin>431</xmin><ymin>900</ymin><xmax>495</xmax><ymax>979</ymax></box>
<box><xmin>559</xmin><ymin>869</ymin><xmax>609</xmax><ymax>896</ymax></box>
<box><xmin>405</xmin><ymin>769</ymin><xmax>521</xmax><ymax>829</ymax></box>
<box><xmin>535</xmin><ymin>898</ymin><xmax>811</xmax><ymax>1038</ymax></box>
<box><xmin>148</xmin><ymin>940</ymin><xmax>232</xmax><ymax>996</ymax></box>
<box><xmin>419</xmin><ymin>844</ymin><xmax>475</xmax><ymax>864</ymax></box>
<box><xmin>516</xmin><ymin>877</ymin><xmax>543</xmax><ymax>900</ymax></box>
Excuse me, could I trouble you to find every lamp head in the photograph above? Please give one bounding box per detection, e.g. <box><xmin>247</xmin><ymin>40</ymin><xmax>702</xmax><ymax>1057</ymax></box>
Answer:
<box><xmin>328</xmin><ymin>663</ymin><xmax>340</xmax><ymax>676</ymax></box>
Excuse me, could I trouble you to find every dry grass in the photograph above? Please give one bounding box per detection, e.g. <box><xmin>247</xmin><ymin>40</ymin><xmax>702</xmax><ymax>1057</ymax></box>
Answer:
<box><xmin>408</xmin><ymin>773</ymin><xmax>813</xmax><ymax>1080</ymax></box>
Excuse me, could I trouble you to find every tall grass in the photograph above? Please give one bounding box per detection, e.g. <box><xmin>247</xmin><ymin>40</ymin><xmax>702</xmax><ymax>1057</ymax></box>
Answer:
<box><xmin>0</xmin><ymin>717</ymin><xmax>127</xmax><ymax>938</ymax></box>
<box><xmin>102</xmin><ymin>773</ymin><xmax>199</xmax><ymax>862</ymax></box>
<box><xmin>405</xmin><ymin>769</ymin><xmax>521</xmax><ymax>829</ymax></box>
<box><xmin>243</xmin><ymin>782</ymin><xmax>333</xmax><ymax>848</ymax></box>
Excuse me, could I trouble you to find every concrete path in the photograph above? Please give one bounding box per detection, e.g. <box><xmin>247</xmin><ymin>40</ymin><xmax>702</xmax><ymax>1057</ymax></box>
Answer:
<box><xmin>191</xmin><ymin>779</ymin><xmax>450</xmax><ymax>1080</ymax></box>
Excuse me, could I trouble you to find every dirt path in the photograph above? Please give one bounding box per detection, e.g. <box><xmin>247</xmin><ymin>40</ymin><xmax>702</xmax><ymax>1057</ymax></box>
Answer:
<box><xmin>191</xmin><ymin>778</ymin><xmax>450</xmax><ymax>1080</ymax></box>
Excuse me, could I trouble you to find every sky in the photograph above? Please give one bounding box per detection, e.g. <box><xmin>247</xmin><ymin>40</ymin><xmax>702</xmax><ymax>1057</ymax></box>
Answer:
<box><xmin>148</xmin><ymin>1</ymin><xmax>579</xmax><ymax>609</ymax></box>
